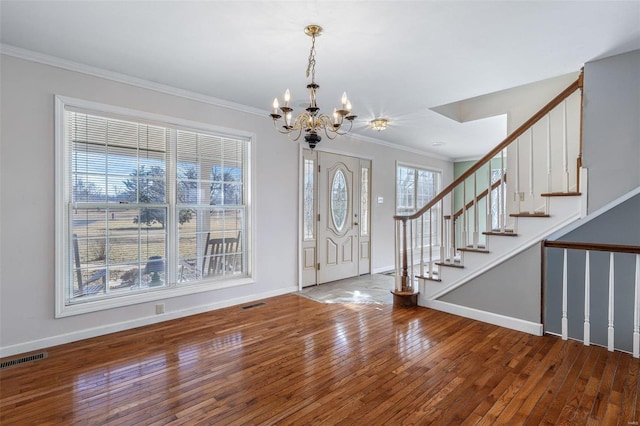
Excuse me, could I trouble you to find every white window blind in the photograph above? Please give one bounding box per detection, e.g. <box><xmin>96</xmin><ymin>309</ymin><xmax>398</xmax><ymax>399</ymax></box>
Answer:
<box><xmin>56</xmin><ymin>98</ymin><xmax>251</xmax><ymax>316</ymax></box>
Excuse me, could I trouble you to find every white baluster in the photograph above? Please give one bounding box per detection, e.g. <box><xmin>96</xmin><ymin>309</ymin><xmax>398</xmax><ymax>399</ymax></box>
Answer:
<box><xmin>437</xmin><ymin>200</ymin><xmax>443</xmax><ymax>278</ymax></box>
<box><xmin>633</xmin><ymin>254</ymin><xmax>640</xmax><ymax>358</ymax></box>
<box><xmin>487</xmin><ymin>162</ymin><xmax>493</xmax><ymax>233</ymax></box>
<box><xmin>584</xmin><ymin>251</ymin><xmax>590</xmax><ymax>346</ymax></box>
<box><xmin>409</xmin><ymin>220</ymin><xmax>414</xmax><ymax>291</ymax></box>
<box><xmin>562</xmin><ymin>100</ymin><xmax>569</xmax><ymax>192</ymax></box>
<box><xmin>462</xmin><ymin>179</ymin><xmax>467</xmax><ymax>249</ymax></box>
<box><xmin>395</xmin><ymin>219</ymin><xmax>401</xmax><ymax>291</ymax></box>
<box><xmin>429</xmin><ymin>207</ymin><xmax>433</xmax><ymax>279</ymax></box>
<box><xmin>473</xmin><ymin>172</ymin><xmax>479</xmax><ymax>248</ymax></box>
<box><xmin>545</xmin><ymin>114</ymin><xmax>551</xmax><ymax>214</ymax></box>
<box><xmin>450</xmin><ymin>190</ymin><xmax>455</xmax><ymax>261</ymax></box>
<box><xmin>529</xmin><ymin>129</ymin><xmax>535</xmax><ymax>214</ymax></box>
<box><xmin>500</xmin><ymin>150</ymin><xmax>505</xmax><ymax>233</ymax></box>
<box><xmin>515</xmin><ymin>137</ymin><xmax>521</xmax><ymax>214</ymax></box>
<box><xmin>608</xmin><ymin>252</ymin><xmax>615</xmax><ymax>351</ymax></box>
<box><xmin>420</xmin><ymin>215</ymin><xmax>424</xmax><ymax>277</ymax></box>
<box><xmin>546</xmin><ymin>114</ymin><xmax>552</xmax><ymax>193</ymax></box>
<box><xmin>562</xmin><ymin>248</ymin><xmax>568</xmax><ymax>340</ymax></box>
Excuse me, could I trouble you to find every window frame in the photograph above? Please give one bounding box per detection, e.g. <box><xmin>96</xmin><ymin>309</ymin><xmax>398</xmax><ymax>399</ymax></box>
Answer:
<box><xmin>55</xmin><ymin>96</ymin><xmax>255</xmax><ymax>317</ymax></box>
<box><xmin>395</xmin><ymin>161</ymin><xmax>442</xmax><ymax>251</ymax></box>
<box><xmin>395</xmin><ymin>162</ymin><xmax>442</xmax><ymax>216</ymax></box>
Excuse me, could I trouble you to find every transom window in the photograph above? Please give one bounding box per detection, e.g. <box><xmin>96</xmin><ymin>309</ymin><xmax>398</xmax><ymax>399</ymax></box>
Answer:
<box><xmin>55</xmin><ymin>97</ymin><xmax>252</xmax><ymax>316</ymax></box>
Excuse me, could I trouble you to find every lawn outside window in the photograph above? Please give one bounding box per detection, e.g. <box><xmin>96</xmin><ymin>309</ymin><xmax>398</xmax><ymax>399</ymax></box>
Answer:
<box><xmin>54</xmin><ymin>96</ymin><xmax>253</xmax><ymax>317</ymax></box>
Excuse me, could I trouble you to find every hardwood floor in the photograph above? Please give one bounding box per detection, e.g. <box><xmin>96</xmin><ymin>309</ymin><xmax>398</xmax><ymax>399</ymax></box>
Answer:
<box><xmin>1</xmin><ymin>294</ymin><xmax>639</xmax><ymax>425</ymax></box>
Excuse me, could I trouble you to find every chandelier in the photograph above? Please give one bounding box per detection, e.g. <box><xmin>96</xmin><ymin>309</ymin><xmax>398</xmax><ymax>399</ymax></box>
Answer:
<box><xmin>270</xmin><ymin>25</ymin><xmax>356</xmax><ymax>149</ymax></box>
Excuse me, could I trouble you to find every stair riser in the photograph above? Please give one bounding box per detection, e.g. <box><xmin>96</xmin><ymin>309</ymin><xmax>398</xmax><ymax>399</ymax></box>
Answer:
<box><xmin>419</xmin><ymin>194</ymin><xmax>584</xmax><ymax>301</ymax></box>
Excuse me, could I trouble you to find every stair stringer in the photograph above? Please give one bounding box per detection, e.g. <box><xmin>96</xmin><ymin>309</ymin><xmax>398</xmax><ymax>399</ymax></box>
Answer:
<box><xmin>417</xmin><ymin>193</ymin><xmax>584</xmax><ymax>304</ymax></box>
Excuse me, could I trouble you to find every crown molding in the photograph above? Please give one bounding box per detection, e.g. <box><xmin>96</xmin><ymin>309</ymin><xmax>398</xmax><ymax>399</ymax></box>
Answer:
<box><xmin>1</xmin><ymin>44</ymin><xmax>452</xmax><ymax>162</ymax></box>
<box><xmin>0</xmin><ymin>44</ymin><xmax>267</xmax><ymax>117</ymax></box>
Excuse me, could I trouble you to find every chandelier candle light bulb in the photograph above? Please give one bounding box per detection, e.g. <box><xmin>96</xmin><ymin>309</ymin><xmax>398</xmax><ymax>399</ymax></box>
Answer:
<box><xmin>284</xmin><ymin>89</ymin><xmax>291</xmax><ymax>106</ymax></box>
<box><xmin>270</xmin><ymin>24</ymin><xmax>357</xmax><ymax>149</ymax></box>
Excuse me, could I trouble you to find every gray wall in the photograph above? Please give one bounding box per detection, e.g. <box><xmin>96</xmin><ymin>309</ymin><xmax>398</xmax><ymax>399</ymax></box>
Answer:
<box><xmin>439</xmin><ymin>244</ymin><xmax>541</xmax><ymax>323</ymax></box>
<box><xmin>0</xmin><ymin>54</ymin><xmax>453</xmax><ymax>356</ymax></box>
<box><xmin>582</xmin><ymin>49</ymin><xmax>640</xmax><ymax>213</ymax></box>
<box><xmin>545</xmin><ymin>194</ymin><xmax>640</xmax><ymax>353</ymax></box>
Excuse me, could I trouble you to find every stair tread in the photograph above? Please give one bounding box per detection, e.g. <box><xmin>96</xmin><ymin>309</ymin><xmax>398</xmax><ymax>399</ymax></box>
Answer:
<box><xmin>510</xmin><ymin>212</ymin><xmax>550</xmax><ymax>218</ymax></box>
<box><xmin>483</xmin><ymin>230</ymin><xmax>518</xmax><ymax>237</ymax></box>
<box><xmin>540</xmin><ymin>191</ymin><xmax>581</xmax><ymax>197</ymax></box>
<box><xmin>458</xmin><ymin>247</ymin><xmax>490</xmax><ymax>253</ymax></box>
<box><xmin>435</xmin><ymin>261</ymin><xmax>464</xmax><ymax>269</ymax></box>
<box><xmin>416</xmin><ymin>275</ymin><xmax>442</xmax><ymax>282</ymax></box>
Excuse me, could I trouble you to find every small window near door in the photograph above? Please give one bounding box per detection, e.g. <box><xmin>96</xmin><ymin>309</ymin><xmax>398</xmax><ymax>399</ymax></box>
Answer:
<box><xmin>303</xmin><ymin>158</ymin><xmax>315</xmax><ymax>240</ymax></box>
<box><xmin>360</xmin><ymin>166</ymin><xmax>369</xmax><ymax>237</ymax></box>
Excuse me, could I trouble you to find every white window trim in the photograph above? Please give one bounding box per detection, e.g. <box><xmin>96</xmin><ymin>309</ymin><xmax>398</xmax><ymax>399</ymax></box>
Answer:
<box><xmin>54</xmin><ymin>95</ymin><xmax>256</xmax><ymax>317</ymax></box>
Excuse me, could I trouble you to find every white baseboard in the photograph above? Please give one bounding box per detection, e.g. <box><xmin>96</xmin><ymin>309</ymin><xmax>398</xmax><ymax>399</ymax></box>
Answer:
<box><xmin>0</xmin><ymin>286</ymin><xmax>298</xmax><ymax>358</ymax></box>
<box><xmin>372</xmin><ymin>264</ymin><xmax>395</xmax><ymax>274</ymax></box>
<box><xmin>423</xmin><ymin>299</ymin><xmax>543</xmax><ymax>336</ymax></box>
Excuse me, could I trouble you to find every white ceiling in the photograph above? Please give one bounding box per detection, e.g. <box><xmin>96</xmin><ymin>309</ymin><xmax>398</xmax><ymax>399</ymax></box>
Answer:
<box><xmin>1</xmin><ymin>1</ymin><xmax>639</xmax><ymax>160</ymax></box>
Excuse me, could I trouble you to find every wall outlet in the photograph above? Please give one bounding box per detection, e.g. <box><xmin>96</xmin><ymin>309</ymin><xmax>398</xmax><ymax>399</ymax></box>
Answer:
<box><xmin>156</xmin><ymin>303</ymin><xmax>165</xmax><ymax>314</ymax></box>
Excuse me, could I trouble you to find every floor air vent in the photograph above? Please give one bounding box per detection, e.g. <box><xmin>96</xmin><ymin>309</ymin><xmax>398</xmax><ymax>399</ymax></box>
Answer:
<box><xmin>241</xmin><ymin>302</ymin><xmax>266</xmax><ymax>310</ymax></box>
<box><xmin>0</xmin><ymin>352</ymin><xmax>47</xmax><ymax>369</ymax></box>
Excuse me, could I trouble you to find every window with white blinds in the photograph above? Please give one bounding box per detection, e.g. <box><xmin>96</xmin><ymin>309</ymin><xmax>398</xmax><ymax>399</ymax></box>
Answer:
<box><xmin>56</xmin><ymin>97</ymin><xmax>251</xmax><ymax>316</ymax></box>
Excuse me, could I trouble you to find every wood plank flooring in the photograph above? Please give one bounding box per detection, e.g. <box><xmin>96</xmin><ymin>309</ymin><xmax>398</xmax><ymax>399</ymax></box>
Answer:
<box><xmin>1</xmin><ymin>294</ymin><xmax>639</xmax><ymax>425</ymax></box>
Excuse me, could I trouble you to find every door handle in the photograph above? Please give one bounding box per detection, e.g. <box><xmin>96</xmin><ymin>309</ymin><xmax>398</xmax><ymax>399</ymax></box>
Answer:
<box><xmin>354</xmin><ymin>222</ymin><xmax>359</xmax><ymax>226</ymax></box>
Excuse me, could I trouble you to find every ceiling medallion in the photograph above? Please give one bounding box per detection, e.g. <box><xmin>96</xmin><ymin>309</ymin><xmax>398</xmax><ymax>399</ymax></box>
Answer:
<box><xmin>270</xmin><ymin>25</ymin><xmax>356</xmax><ymax>149</ymax></box>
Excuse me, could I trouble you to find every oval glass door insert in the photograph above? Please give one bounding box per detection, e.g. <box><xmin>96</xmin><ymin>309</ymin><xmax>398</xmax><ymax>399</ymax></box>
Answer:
<box><xmin>331</xmin><ymin>169</ymin><xmax>348</xmax><ymax>232</ymax></box>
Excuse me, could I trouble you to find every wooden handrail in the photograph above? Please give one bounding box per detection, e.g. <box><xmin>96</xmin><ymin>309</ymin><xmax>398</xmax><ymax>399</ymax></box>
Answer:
<box><xmin>394</xmin><ymin>73</ymin><xmax>583</xmax><ymax>222</ymax></box>
<box><xmin>544</xmin><ymin>240</ymin><xmax>640</xmax><ymax>255</ymax></box>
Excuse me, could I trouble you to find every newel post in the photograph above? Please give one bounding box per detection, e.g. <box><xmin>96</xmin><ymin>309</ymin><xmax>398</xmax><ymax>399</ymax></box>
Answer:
<box><xmin>400</xmin><ymin>217</ymin><xmax>410</xmax><ymax>291</ymax></box>
<box><xmin>392</xmin><ymin>216</ymin><xmax>419</xmax><ymax>307</ymax></box>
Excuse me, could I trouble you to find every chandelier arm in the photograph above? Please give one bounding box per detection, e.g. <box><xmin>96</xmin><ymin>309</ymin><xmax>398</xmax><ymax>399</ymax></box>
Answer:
<box><xmin>313</xmin><ymin>115</ymin><xmax>338</xmax><ymax>140</ymax></box>
<box><xmin>272</xmin><ymin>119</ymin><xmax>295</xmax><ymax>135</ymax></box>
<box><xmin>287</xmin><ymin>125</ymin><xmax>304</xmax><ymax>142</ymax></box>
<box><xmin>334</xmin><ymin>118</ymin><xmax>355</xmax><ymax>136</ymax></box>
<box><xmin>292</xmin><ymin>112</ymin><xmax>312</xmax><ymax>132</ymax></box>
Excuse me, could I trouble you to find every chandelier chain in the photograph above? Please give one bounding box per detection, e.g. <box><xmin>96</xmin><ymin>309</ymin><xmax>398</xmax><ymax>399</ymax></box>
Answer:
<box><xmin>305</xmin><ymin>33</ymin><xmax>317</xmax><ymax>83</ymax></box>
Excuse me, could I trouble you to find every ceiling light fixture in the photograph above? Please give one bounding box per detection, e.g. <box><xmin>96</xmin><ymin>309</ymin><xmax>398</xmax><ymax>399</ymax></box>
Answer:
<box><xmin>369</xmin><ymin>118</ymin><xmax>389</xmax><ymax>131</ymax></box>
<box><xmin>270</xmin><ymin>25</ymin><xmax>356</xmax><ymax>149</ymax></box>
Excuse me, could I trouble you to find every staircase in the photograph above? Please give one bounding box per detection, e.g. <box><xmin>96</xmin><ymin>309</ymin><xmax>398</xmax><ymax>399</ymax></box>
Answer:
<box><xmin>393</xmin><ymin>73</ymin><xmax>585</xmax><ymax>334</ymax></box>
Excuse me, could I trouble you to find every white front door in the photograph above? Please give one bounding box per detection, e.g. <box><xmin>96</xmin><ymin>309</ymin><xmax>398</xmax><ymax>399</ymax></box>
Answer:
<box><xmin>301</xmin><ymin>150</ymin><xmax>371</xmax><ymax>287</ymax></box>
<box><xmin>317</xmin><ymin>152</ymin><xmax>360</xmax><ymax>284</ymax></box>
